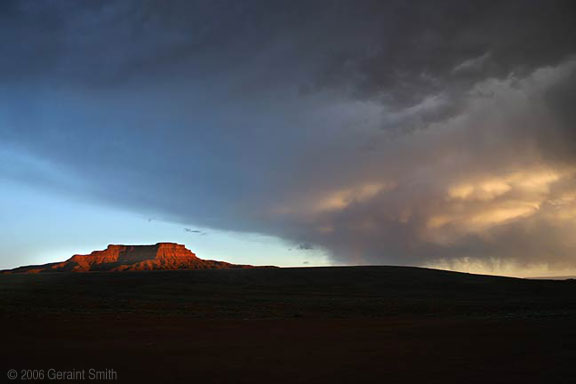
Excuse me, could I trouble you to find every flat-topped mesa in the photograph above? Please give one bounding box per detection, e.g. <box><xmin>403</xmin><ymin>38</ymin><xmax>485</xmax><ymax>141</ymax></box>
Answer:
<box><xmin>66</xmin><ymin>243</ymin><xmax>200</xmax><ymax>271</ymax></box>
<box><xmin>4</xmin><ymin>243</ymin><xmax>259</xmax><ymax>273</ymax></box>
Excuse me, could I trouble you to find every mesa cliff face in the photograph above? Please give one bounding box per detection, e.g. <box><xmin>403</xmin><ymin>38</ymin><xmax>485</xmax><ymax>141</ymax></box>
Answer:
<box><xmin>4</xmin><ymin>243</ymin><xmax>256</xmax><ymax>273</ymax></box>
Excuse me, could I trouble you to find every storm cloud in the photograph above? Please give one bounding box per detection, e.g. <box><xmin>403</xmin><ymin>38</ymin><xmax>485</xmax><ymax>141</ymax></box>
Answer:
<box><xmin>1</xmin><ymin>0</ymin><xmax>576</xmax><ymax>271</ymax></box>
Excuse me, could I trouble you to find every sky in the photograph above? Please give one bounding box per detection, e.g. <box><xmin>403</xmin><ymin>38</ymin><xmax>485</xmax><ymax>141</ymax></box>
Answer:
<box><xmin>1</xmin><ymin>0</ymin><xmax>576</xmax><ymax>276</ymax></box>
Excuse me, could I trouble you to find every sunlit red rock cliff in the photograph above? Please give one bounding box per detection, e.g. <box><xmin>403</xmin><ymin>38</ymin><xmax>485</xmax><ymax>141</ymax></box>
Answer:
<box><xmin>3</xmin><ymin>243</ymin><xmax>259</xmax><ymax>273</ymax></box>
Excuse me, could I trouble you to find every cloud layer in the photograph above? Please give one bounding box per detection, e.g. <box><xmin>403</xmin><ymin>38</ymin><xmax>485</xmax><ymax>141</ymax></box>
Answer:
<box><xmin>1</xmin><ymin>0</ymin><xmax>576</xmax><ymax>272</ymax></box>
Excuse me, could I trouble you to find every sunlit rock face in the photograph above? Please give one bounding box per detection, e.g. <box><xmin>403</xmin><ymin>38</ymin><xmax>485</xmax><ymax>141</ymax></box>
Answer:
<box><xmin>5</xmin><ymin>243</ymin><xmax>255</xmax><ymax>273</ymax></box>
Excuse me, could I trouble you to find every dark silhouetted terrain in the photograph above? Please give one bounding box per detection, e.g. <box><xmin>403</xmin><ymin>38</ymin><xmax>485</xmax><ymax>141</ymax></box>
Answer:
<box><xmin>1</xmin><ymin>267</ymin><xmax>575</xmax><ymax>383</ymax></box>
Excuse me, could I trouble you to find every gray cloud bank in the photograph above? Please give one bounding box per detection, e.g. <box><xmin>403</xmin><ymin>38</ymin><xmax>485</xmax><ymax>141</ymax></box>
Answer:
<box><xmin>1</xmin><ymin>0</ymin><xmax>576</xmax><ymax>270</ymax></box>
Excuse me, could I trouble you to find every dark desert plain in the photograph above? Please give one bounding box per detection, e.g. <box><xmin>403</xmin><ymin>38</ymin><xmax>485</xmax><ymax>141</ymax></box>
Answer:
<box><xmin>2</xmin><ymin>266</ymin><xmax>576</xmax><ymax>384</ymax></box>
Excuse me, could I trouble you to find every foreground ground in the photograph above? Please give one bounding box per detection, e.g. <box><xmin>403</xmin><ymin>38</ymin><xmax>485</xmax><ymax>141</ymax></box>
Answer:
<box><xmin>1</xmin><ymin>267</ymin><xmax>575</xmax><ymax>383</ymax></box>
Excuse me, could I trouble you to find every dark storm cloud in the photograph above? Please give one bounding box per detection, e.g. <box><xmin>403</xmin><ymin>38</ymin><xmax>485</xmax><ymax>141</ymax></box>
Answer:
<box><xmin>2</xmin><ymin>0</ymin><xmax>576</xmax><ymax>271</ymax></box>
<box><xmin>296</xmin><ymin>243</ymin><xmax>314</xmax><ymax>251</ymax></box>
<box><xmin>184</xmin><ymin>228</ymin><xmax>206</xmax><ymax>235</ymax></box>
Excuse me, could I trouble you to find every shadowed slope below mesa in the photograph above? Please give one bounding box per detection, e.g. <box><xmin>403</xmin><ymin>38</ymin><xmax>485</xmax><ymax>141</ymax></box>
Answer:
<box><xmin>3</xmin><ymin>243</ymin><xmax>258</xmax><ymax>273</ymax></box>
<box><xmin>1</xmin><ymin>266</ymin><xmax>575</xmax><ymax>319</ymax></box>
